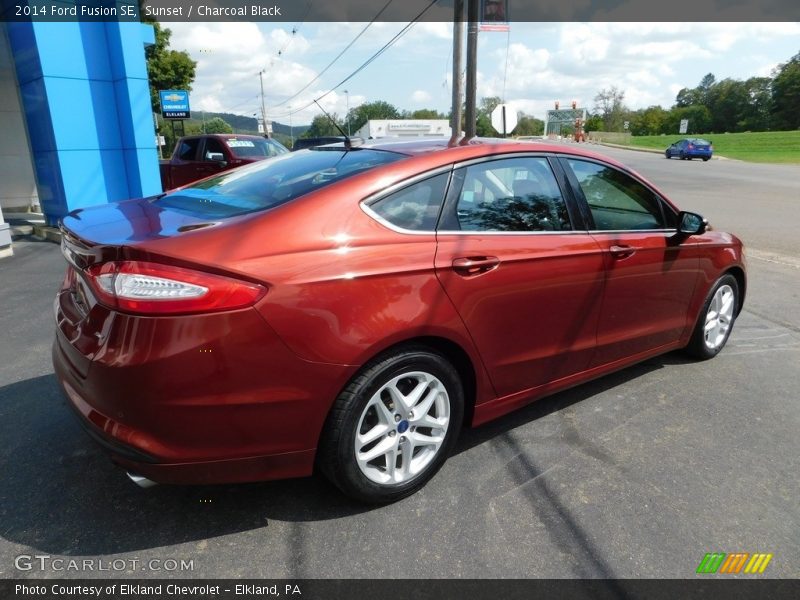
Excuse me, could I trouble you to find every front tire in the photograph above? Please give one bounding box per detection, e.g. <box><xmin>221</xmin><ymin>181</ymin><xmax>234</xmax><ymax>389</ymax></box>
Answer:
<box><xmin>685</xmin><ymin>274</ymin><xmax>740</xmax><ymax>360</ymax></box>
<box><xmin>680</xmin><ymin>151</ymin><xmax>687</xmax><ymax>160</ymax></box>
<box><xmin>318</xmin><ymin>347</ymin><xmax>464</xmax><ymax>503</ymax></box>
<box><xmin>665</xmin><ymin>151</ymin><xmax>671</xmax><ymax>159</ymax></box>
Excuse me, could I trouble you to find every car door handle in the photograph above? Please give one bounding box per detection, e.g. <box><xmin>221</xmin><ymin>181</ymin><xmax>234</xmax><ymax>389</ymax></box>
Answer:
<box><xmin>452</xmin><ymin>256</ymin><xmax>500</xmax><ymax>276</ymax></box>
<box><xmin>609</xmin><ymin>245</ymin><xmax>637</xmax><ymax>258</ymax></box>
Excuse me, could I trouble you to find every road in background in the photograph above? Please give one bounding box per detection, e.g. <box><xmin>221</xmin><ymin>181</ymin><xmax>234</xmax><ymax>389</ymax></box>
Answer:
<box><xmin>584</xmin><ymin>143</ymin><xmax>800</xmax><ymax>260</ymax></box>
<box><xmin>0</xmin><ymin>146</ymin><xmax>798</xmax><ymax>578</ymax></box>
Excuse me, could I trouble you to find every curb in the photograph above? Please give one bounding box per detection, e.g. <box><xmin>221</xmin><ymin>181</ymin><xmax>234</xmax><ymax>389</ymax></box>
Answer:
<box><xmin>5</xmin><ymin>212</ymin><xmax>61</xmax><ymax>244</ymax></box>
<box><xmin>33</xmin><ymin>224</ymin><xmax>62</xmax><ymax>243</ymax></box>
<box><xmin>594</xmin><ymin>141</ymin><xmax>664</xmax><ymax>154</ymax></box>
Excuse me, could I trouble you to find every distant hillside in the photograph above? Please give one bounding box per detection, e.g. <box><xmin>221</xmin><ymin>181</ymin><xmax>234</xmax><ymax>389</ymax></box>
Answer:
<box><xmin>185</xmin><ymin>111</ymin><xmax>309</xmax><ymax>137</ymax></box>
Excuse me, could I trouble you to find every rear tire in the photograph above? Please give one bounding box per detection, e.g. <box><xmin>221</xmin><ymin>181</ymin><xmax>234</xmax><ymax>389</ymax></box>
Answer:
<box><xmin>318</xmin><ymin>347</ymin><xmax>464</xmax><ymax>503</ymax></box>
<box><xmin>702</xmin><ymin>157</ymin><xmax>710</xmax><ymax>162</ymax></box>
<box><xmin>665</xmin><ymin>151</ymin><xmax>671</xmax><ymax>159</ymax></box>
<box><xmin>685</xmin><ymin>274</ymin><xmax>740</xmax><ymax>360</ymax></box>
<box><xmin>680</xmin><ymin>151</ymin><xmax>686</xmax><ymax>160</ymax></box>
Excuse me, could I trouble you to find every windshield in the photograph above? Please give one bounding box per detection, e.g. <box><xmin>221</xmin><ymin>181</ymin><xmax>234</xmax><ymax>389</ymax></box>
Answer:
<box><xmin>153</xmin><ymin>148</ymin><xmax>405</xmax><ymax>219</ymax></box>
<box><xmin>225</xmin><ymin>137</ymin><xmax>288</xmax><ymax>158</ymax></box>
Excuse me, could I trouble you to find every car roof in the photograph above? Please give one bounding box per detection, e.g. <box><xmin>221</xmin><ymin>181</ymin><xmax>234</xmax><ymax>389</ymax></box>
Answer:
<box><xmin>183</xmin><ymin>134</ymin><xmax>267</xmax><ymax>140</ymax></box>
<box><xmin>356</xmin><ymin>136</ymin><xmax>628</xmax><ymax>167</ymax></box>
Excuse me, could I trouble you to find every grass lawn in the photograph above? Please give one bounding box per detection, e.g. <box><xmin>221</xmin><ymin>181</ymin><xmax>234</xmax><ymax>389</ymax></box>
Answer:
<box><xmin>627</xmin><ymin>131</ymin><xmax>800</xmax><ymax>164</ymax></box>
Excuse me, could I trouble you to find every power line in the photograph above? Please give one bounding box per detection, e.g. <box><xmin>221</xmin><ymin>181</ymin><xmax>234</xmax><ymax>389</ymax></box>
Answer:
<box><xmin>217</xmin><ymin>5</ymin><xmax>313</xmax><ymax>115</ymax></box>
<box><xmin>224</xmin><ymin>94</ymin><xmax>261</xmax><ymax>113</ymax></box>
<box><xmin>262</xmin><ymin>0</ymin><xmax>313</xmax><ymax>73</ymax></box>
<box><xmin>267</xmin><ymin>0</ymin><xmax>440</xmax><ymax>121</ymax></box>
<box><xmin>270</xmin><ymin>0</ymin><xmax>395</xmax><ymax>110</ymax></box>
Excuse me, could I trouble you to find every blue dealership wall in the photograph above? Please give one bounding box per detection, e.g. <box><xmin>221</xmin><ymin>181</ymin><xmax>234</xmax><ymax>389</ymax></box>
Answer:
<box><xmin>4</xmin><ymin>18</ymin><xmax>161</xmax><ymax>225</ymax></box>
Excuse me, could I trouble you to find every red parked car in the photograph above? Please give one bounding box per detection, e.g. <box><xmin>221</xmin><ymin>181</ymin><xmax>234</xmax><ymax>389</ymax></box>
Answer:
<box><xmin>53</xmin><ymin>139</ymin><xmax>745</xmax><ymax>503</ymax></box>
<box><xmin>159</xmin><ymin>134</ymin><xmax>288</xmax><ymax>190</ymax></box>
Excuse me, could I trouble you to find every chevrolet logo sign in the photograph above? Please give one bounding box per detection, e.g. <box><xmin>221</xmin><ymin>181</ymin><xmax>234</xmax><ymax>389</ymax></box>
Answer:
<box><xmin>164</xmin><ymin>93</ymin><xmax>184</xmax><ymax>102</ymax></box>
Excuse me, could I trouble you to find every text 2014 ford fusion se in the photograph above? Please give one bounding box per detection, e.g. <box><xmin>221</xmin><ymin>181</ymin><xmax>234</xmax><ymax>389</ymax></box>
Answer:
<box><xmin>53</xmin><ymin>139</ymin><xmax>745</xmax><ymax>503</ymax></box>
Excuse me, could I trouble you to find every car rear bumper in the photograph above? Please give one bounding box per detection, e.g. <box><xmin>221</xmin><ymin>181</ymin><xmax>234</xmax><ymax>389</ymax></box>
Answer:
<box><xmin>52</xmin><ymin>296</ymin><xmax>355</xmax><ymax>485</ymax></box>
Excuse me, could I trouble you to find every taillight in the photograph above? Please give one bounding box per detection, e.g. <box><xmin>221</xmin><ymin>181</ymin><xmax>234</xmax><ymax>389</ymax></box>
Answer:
<box><xmin>710</xmin><ymin>145</ymin><xmax>714</xmax><ymax>151</ymax></box>
<box><xmin>84</xmin><ymin>261</ymin><xmax>266</xmax><ymax>315</ymax></box>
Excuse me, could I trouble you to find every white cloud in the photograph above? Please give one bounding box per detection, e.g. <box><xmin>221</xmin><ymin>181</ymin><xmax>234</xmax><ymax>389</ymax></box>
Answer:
<box><xmin>165</xmin><ymin>21</ymin><xmax>800</xmax><ymax>126</ymax></box>
<box><xmin>411</xmin><ymin>90</ymin><xmax>432</xmax><ymax>103</ymax></box>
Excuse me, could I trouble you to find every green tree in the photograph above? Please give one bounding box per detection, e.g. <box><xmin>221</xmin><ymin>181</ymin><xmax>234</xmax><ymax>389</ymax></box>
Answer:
<box><xmin>475</xmin><ymin>96</ymin><xmax>502</xmax><ymax>136</ymax></box>
<box><xmin>584</xmin><ymin>114</ymin><xmax>604</xmax><ymax>132</ymax></box>
<box><xmin>663</xmin><ymin>105</ymin><xmax>712</xmax><ymax>135</ymax></box>
<box><xmin>404</xmin><ymin>108</ymin><xmax>446</xmax><ymax>119</ymax></box>
<box><xmin>515</xmin><ymin>114</ymin><xmax>544</xmax><ymax>136</ymax></box>
<box><xmin>707</xmin><ymin>78</ymin><xmax>749</xmax><ymax>132</ymax></box>
<box><xmin>697</xmin><ymin>73</ymin><xmax>717</xmax><ymax>106</ymax></box>
<box><xmin>739</xmin><ymin>77</ymin><xmax>772</xmax><ymax>131</ymax></box>
<box><xmin>771</xmin><ymin>51</ymin><xmax>800</xmax><ymax>130</ymax></box>
<box><xmin>204</xmin><ymin>117</ymin><xmax>234</xmax><ymax>134</ymax></box>
<box><xmin>304</xmin><ymin>114</ymin><xmax>343</xmax><ymax>138</ymax></box>
<box><xmin>675</xmin><ymin>87</ymin><xmax>702</xmax><ymax>108</ymax></box>
<box><xmin>630</xmin><ymin>106</ymin><xmax>668</xmax><ymax>136</ymax></box>
<box><xmin>146</xmin><ymin>23</ymin><xmax>197</xmax><ymax>114</ymax></box>
<box><xmin>593</xmin><ymin>86</ymin><xmax>628</xmax><ymax>131</ymax></box>
<box><xmin>347</xmin><ymin>100</ymin><xmax>402</xmax><ymax>133</ymax></box>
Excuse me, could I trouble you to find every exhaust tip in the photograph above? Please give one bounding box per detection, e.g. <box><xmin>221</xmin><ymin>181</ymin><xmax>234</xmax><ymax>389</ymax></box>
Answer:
<box><xmin>127</xmin><ymin>472</ymin><xmax>158</xmax><ymax>489</ymax></box>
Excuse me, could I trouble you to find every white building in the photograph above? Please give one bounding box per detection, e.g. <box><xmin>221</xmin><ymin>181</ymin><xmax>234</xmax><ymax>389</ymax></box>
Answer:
<box><xmin>355</xmin><ymin>119</ymin><xmax>451</xmax><ymax>139</ymax></box>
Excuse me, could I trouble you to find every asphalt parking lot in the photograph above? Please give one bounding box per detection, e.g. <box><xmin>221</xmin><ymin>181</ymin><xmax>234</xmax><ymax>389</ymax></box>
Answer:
<box><xmin>1</xmin><ymin>146</ymin><xmax>798</xmax><ymax>579</ymax></box>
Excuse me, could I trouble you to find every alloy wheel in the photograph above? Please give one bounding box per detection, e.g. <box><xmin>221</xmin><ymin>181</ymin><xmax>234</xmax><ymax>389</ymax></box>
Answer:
<box><xmin>354</xmin><ymin>371</ymin><xmax>450</xmax><ymax>485</ymax></box>
<box><xmin>704</xmin><ymin>284</ymin><xmax>735</xmax><ymax>350</ymax></box>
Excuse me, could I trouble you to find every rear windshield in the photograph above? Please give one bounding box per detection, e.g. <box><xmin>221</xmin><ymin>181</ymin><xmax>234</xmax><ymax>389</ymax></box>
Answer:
<box><xmin>692</xmin><ymin>139</ymin><xmax>711</xmax><ymax>146</ymax></box>
<box><xmin>225</xmin><ymin>137</ymin><xmax>287</xmax><ymax>158</ymax></box>
<box><xmin>153</xmin><ymin>148</ymin><xmax>405</xmax><ymax>218</ymax></box>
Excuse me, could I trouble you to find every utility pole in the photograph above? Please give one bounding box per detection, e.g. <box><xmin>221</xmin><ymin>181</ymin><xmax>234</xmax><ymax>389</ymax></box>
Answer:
<box><xmin>449</xmin><ymin>0</ymin><xmax>464</xmax><ymax>145</ymax></box>
<box><xmin>463</xmin><ymin>0</ymin><xmax>479</xmax><ymax>141</ymax></box>
<box><xmin>259</xmin><ymin>69</ymin><xmax>270</xmax><ymax>138</ymax></box>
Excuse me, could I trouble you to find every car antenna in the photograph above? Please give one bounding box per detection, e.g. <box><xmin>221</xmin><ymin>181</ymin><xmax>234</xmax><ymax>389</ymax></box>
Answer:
<box><xmin>313</xmin><ymin>100</ymin><xmax>353</xmax><ymax>150</ymax></box>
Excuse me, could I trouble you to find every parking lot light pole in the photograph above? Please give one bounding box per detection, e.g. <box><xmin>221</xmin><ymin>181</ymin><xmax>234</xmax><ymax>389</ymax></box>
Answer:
<box><xmin>344</xmin><ymin>89</ymin><xmax>351</xmax><ymax>136</ymax></box>
<box><xmin>288</xmin><ymin>105</ymin><xmax>294</xmax><ymax>147</ymax></box>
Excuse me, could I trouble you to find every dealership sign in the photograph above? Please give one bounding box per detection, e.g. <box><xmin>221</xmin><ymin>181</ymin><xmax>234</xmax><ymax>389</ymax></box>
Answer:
<box><xmin>159</xmin><ymin>90</ymin><xmax>190</xmax><ymax>119</ymax></box>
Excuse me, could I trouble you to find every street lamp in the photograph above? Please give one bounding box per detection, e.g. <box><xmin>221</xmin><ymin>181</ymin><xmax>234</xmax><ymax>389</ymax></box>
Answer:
<box><xmin>343</xmin><ymin>89</ymin><xmax>351</xmax><ymax>136</ymax></box>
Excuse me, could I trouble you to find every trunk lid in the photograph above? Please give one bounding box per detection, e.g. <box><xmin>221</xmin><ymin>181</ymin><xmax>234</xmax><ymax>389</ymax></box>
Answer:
<box><xmin>62</xmin><ymin>196</ymin><xmax>218</xmax><ymax>247</ymax></box>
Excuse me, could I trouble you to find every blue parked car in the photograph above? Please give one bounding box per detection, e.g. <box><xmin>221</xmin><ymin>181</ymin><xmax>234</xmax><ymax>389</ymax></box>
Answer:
<box><xmin>665</xmin><ymin>138</ymin><xmax>713</xmax><ymax>161</ymax></box>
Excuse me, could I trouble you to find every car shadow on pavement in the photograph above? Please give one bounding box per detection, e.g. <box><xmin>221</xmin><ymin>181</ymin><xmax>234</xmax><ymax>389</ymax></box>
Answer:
<box><xmin>0</xmin><ymin>351</ymin><xmax>694</xmax><ymax>557</ymax></box>
<box><xmin>454</xmin><ymin>351</ymin><xmax>694</xmax><ymax>455</ymax></box>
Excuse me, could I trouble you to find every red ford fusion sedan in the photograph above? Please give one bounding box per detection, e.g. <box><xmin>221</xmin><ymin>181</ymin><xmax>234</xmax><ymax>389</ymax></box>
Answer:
<box><xmin>53</xmin><ymin>138</ymin><xmax>745</xmax><ymax>503</ymax></box>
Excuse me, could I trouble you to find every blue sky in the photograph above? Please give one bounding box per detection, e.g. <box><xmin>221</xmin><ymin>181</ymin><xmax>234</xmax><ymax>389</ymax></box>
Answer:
<box><xmin>168</xmin><ymin>22</ymin><xmax>800</xmax><ymax>126</ymax></box>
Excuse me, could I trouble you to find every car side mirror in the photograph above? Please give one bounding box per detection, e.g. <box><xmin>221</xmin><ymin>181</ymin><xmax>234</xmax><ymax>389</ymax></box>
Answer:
<box><xmin>206</xmin><ymin>152</ymin><xmax>226</xmax><ymax>165</ymax></box>
<box><xmin>678</xmin><ymin>211</ymin><xmax>708</xmax><ymax>235</ymax></box>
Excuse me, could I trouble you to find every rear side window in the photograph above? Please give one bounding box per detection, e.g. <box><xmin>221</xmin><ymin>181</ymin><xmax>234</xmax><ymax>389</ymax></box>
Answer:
<box><xmin>565</xmin><ymin>159</ymin><xmax>666</xmax><ymax>231</ymax></box>
<box><xmin>441</xmin><ymin>156</ymin><xmax>571</xmax><ymax>232</ymax></box>
<box><xmin>177</xmin><ymin>139</ymin><xmax>201</xmax><ymax>161</ymax></box>
<box><xmin>367</xmin><ymin>173</ymin><xmax>449</xmax><ymax>231</ymax></box>
<box><xmin>154</xmin><ymin>149</ymin><xmax>405</xmax><ymax>219</ymax></box>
